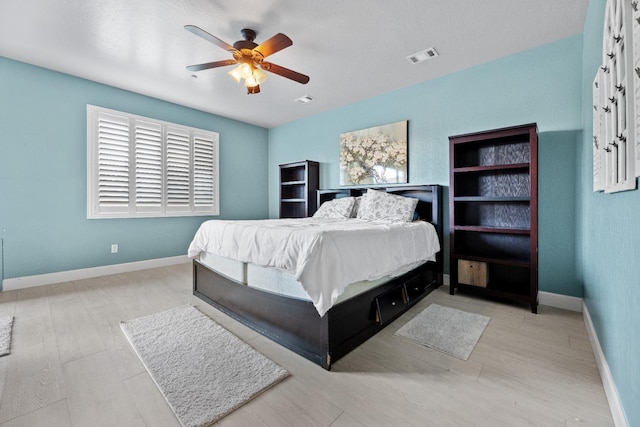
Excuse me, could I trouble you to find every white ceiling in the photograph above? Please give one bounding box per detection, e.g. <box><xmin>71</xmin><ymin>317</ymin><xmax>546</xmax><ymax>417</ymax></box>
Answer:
<box><xmin>0</xmin><ymin>0</ymin><xmax>588</xmax><ymax>129</ymax></box>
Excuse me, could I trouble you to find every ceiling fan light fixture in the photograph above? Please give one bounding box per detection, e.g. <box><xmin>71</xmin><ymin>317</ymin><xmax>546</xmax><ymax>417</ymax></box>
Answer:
<box><xmin>228</xmin><ymin>67</ymin><xmax>243</xmax><ymax>83</ymax></box>
<box><xmin>244</xmin><ymin>76</ymin><xmax>258</xmax><ymax>87</ymax></box>
<box><xmin>247</xmin><ymin>84</ymin><xmax>260</xmax><ymax>94</ymax></box>
<box><xmin>239</xmin><ymin>63</ymin><xmax>253</xmax><ymax>79</ymax></box>
<box><xmin>232</xmin><ymin>64</ymin><xmax>268</xmax><ymax>89</ymax></box>
<box><xmin>253</xmin><ymin>68</ymin><xmax>267</xmax><ymax>85</ymax></box>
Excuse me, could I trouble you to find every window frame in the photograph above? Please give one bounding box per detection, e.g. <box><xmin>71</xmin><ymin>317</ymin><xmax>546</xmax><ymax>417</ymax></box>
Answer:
<box><xmin>87</xmin><ymin>105</ymin><xmax>219</xmax><ymax>219</ymax></box>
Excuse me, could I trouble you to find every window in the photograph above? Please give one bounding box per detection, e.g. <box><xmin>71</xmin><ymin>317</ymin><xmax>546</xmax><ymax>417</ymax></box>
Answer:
<box><xmin>87</xmin><ymin>105</ymin><xmax>219</xmax><ymax>218</ymax></box>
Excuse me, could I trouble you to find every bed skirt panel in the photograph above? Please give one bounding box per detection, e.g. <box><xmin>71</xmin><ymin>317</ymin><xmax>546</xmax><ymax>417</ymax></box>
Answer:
<box><xmin>193</xmin><ymin>259</ymin><xmax>439</xmax><ymax>369</ymax></box>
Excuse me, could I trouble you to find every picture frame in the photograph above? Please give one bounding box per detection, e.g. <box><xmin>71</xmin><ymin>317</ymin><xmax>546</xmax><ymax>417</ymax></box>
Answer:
<box><xmin>339</xmin><ymin>120</ymin><xmax>408</xmax><ymax>185</ymax></box>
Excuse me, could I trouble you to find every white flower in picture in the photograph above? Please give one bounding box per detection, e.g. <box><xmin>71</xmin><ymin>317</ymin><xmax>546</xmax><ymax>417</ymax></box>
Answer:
<box><xmin>339</xmin><ymin>120</ymin><xmax>408</xmax><ymax>185</ymax></box>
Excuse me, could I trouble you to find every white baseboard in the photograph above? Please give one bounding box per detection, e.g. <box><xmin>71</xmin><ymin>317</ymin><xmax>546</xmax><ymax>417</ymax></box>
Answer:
<box><xmin>583</xmin><ymin>302</ymin><xmax>628</xmax><ymax>427</ymax></box>
<box><xmin>538</xmin><ymin>291</ymin><xmax>583</xmax><ymax>312</ymax></box>
<box><xmin>442</xmin><ymin>273</ymin><xmax>450</xmax><ymax>286</ymax></box>
<box><xmin>443</xmin><ymin>281</ymin><xmax>625</xmax><ymax>424</ymax></box>
<box><xmin>2</xmin><ymin>255</ymin><xmax>190</xmax><ymax>291</ymax></box>
<box><xmin>444</xmin><ymin>274</ymin><xmax>581</xmax><ymax>313</ymax></box>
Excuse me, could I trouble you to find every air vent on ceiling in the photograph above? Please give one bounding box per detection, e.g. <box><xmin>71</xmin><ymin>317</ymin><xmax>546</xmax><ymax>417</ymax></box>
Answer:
<box><xmin>407</xmin><ymin>47</ymin><xmax>439</xmax><ymax>64</ymax></box>
<box><xmin>295</xmin><ymin>95</ymin><xmax>315</xmax><ymax>104</ymax></box>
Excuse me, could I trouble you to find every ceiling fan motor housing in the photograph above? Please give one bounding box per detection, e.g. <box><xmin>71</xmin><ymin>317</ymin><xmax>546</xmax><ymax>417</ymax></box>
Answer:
<box><xmin>233</xmin><ymin>28</ymin><xmax>258</xmax><ymax>50</ymax></box>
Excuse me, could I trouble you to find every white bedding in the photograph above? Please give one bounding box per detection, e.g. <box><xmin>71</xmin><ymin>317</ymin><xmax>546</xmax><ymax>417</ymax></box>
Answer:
<box><xmin>246</xmin><ymin>259</ymin><xmax>428</xmax><ymax>302</ymax></box>
<box><xmin>198</xmin><ymin>251</ymin><xmax>426</xmax><ymax>303</ymax></box>
<box><xmin>188</xmin><ymin>217</ymin><xmax>440</xmax><ymax>316</ymax></box>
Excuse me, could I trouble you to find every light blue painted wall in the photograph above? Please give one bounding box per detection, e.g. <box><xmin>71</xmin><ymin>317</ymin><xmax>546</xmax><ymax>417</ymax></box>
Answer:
<box><xmin>538</xmin><ymin>130</ymin><xmax>580</xmax><ymax>296</ymax></box>
<box><xmin>0</xmin><ymin>56</ymin><xmax>269</xmax><ymax>281</ymax></box>
<box><xmin>580</xmin><ymin>1</ymin><xmax>638</xmax><ymax>425</ymax></box>
<box><xmin>269</xmin><ymin>36</ymin><xmax>584</xmax><ymax>297</ymax></box>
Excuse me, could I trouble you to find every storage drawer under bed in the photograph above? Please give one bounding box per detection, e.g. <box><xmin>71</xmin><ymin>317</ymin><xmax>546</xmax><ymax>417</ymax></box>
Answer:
<box><xmin>375</xmin><ymin>285</ymin><xmax>407</xmax><ymax>324</ymax></box>
<box><xmin>404</xmin><ymin>271</ymin><xmax>434</xmax><ymax>302</ymax></box>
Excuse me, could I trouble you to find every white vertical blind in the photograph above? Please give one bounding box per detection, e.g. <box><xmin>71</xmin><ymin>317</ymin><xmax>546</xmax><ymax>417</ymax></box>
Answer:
<box><xmin>87</xmin><ymin>105</ymin><xmax>219</xmax><ymax>218</ymax></box>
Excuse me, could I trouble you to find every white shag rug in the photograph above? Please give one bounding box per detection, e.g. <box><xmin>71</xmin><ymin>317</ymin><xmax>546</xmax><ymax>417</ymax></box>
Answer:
<box><xmin>395</xmin><ymin>304</ymin><xmax>490</xmax><ymax>361</ymax></box>
<box><xmin>0</xmin><ymin>316</ymin><xmax>14</xmax><ymax>357</ymax></box>
<box><xmin>121</xmin><ymin>305</ymin><xmax>289</xmax><ymax>427</ymax></box>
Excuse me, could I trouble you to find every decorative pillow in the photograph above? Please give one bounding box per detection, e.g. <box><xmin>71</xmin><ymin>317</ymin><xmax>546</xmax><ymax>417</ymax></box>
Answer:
<box><xmin>313</xmin><ymin>197</ymin><xmax>356</xmax><ymax>219</ymax></box>
<box><xmin>356</xmin><ymin>189</ymin><xmax>418</xmax><ymax>222</ymax></box>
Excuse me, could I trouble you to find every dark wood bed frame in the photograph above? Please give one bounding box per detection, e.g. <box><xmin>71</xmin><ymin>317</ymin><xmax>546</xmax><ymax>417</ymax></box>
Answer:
<box><xmin>193</xmin><ymin>185</ymin><xmax>443</xmax><ymax>370</ymax></box>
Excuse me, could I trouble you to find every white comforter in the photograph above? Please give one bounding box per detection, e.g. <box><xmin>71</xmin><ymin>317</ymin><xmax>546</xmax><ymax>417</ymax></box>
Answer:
<box><xmin>187</xmin><ymin>218</ymin><xmax>440</xmax><ymax>316</ymax></box>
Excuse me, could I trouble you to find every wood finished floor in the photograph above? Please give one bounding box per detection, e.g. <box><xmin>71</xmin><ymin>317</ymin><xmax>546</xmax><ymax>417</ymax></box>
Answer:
<box><xmin>0</xmin><ymin>263</ymin><xmax>614</xmax><ymax>426</ymax></box>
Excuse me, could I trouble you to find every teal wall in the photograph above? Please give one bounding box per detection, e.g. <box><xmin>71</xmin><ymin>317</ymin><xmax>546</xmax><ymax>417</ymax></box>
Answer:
<box><xmin>0</xmin><ymin>56</ymin><xmax>269</xmax><ymax>281</ymax></box>
<box><xmin>580</xmin><ymin>1</ymin><xmax>638</xmax><ymax>425</ymax></box>
<box><xmin>269</xmin><ymin>35</ymin><xmax>584</xmax><ymax>297</ymax></box>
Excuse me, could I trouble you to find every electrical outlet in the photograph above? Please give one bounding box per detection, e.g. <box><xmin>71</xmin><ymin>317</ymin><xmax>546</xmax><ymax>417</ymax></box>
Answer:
<box><xmin>111</xmin><ymin>244</ymin><xmax>118</xmax><ymax>254</ymax></box>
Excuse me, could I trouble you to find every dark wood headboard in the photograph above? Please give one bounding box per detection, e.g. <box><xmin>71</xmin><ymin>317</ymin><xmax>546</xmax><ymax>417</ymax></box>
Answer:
<box><xmin>317</xmin><ymin>185</ymin><xmax>444</xmax><ymax>277</ymax></box>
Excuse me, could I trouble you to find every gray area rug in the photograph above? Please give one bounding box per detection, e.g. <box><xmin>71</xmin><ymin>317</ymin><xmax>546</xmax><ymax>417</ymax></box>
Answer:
<box><xmin>395</xmin><ymin>304</ymin><xmax>490</xmax><ymax>361</ymax></box>
<box><xmin>0</xmin><ymin>316</ymin><xmax>14</xmax><ymax>357</ymax></box>
<box><xmin>121</xmin><ymin>305</ymin><xmax>289</xmax><ymax>427</ymax></box>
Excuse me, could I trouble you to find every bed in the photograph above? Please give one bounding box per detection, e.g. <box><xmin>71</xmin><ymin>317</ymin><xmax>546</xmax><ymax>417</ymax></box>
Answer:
<box><xmin>189</xmin><ymin>184</ymin><xmax>443</xmax><ymax>370</ymax></box>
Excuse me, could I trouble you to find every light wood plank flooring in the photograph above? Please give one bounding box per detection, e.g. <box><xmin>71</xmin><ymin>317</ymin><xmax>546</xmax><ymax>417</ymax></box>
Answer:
<box><xmin>0</xmin><ymin>263</ymin><xmax>614</xmax><ymax>426</ymax></box>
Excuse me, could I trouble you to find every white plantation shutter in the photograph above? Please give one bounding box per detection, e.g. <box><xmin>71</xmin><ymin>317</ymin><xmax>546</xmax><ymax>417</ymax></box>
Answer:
<box><xmin>166</xmin><ymin>128</ymin><xmax>191</xmax><ymax>209</ymax></box>
<box><xmin>193</xmin><ymin>132</ymin><xmax>216</xmax><ymax>210</ymax></box>
<box><xmin>135</xmin><ymin>121</ymin><xmax>163</xmax><ymax>211</ymax></box>
<box><xmin>96</xmin><ymin>112</ymin><xmax>130</xmax><ymax>211</ymax></box>
<box><xmin>87</xmin><ymin>105</ymin><xmax>219</xmax><ymax>218</ymax></box>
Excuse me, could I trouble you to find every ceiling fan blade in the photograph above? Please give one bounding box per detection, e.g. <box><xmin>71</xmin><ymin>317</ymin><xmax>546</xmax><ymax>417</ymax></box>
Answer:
<box><xmin>186</xmin><ymin>59</ymin><xmax>237</xmax><ymax>72</ymax></box>
<box><xmin>261</xmin><ymin>62</ymin><xmax>309</xmax><ymax>84</ymax></box>
<box><xmin>254</xmin><ymin>33</ymin><xmax>292</xmax><ymax>57</ymax></box>
<box><xmin>184</xmin><ymin>25</ymin><xmax>236</xmax><ymax>52</ymax></box>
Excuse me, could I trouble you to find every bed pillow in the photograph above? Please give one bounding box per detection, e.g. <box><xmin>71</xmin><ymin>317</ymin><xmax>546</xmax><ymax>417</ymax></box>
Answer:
<box><xmin>313</xmin><ymin>197</ymin><xmax>356</xmax><ymax>219</ymax></box>
<box><xmin>356</xmin><ymin>189</ymin><xmax>418</xmax><ymax>222</ymax></box>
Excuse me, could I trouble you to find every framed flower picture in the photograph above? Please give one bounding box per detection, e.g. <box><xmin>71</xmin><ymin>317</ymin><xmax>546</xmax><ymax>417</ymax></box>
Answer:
<box><xmin>339</xmin><ymin>120</ymin><xmax>408</xmax><ymax>185</ymax></box>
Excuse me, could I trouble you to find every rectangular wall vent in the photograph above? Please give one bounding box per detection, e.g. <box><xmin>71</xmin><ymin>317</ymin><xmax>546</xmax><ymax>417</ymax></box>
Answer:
<box><xmin>295</xmin><ymin>95</ymin><xmax>315</xmax><ymax>104</ymax></box>
<box><xmin>407</xmin><ymin>47</ymin><xmax>439</xmax><ymax>64</ymax></box>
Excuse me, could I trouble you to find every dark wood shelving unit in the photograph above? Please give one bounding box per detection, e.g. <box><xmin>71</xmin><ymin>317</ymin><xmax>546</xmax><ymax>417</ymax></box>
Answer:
<box><xmin>279</xmin><ymin>160</ymin><xmax>319</xmax><ymax>218</ymax></box>
<box><xmin>453</xmin><ymin>163</ymin><xmax>530</xmax><ymax>173</ymax></box>
<box><xmin>453</xmin><ymin>196</ymin><xmax>531</xmax><ymax>202</ymax></box>
<box><xmin>449</xmin><ymin>123</ymin><xmax>538</xmax><ymax>313</ymax></box>
<box><xmin>453</xmin><ymin>225</ymin><xmax>530</xmax><ymax>234</ymax></box>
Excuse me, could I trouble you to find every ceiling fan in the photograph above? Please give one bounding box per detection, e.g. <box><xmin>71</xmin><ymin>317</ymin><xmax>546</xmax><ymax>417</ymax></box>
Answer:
<box><xmin>185</xmin><ymin>25</ymin><xmax>310</xmax><ymax>94</ymax></box>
